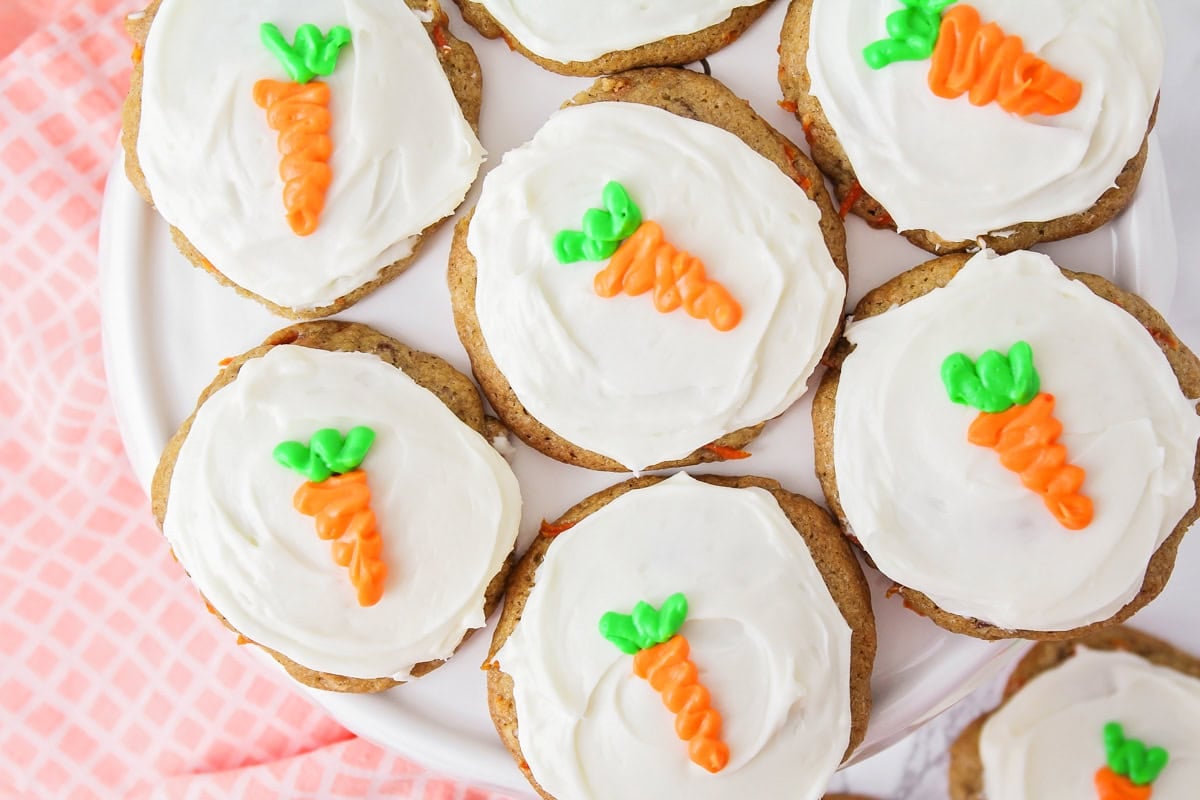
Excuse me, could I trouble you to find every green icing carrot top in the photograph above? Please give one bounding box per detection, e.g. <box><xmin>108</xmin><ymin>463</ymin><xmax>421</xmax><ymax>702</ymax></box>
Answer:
<box><xmin>941</xmin><ymin>340</ymin><xmax>1039</xmax><ymax>413</ymax></box>
<box><xmin>554</xmin><ymin>181</ymin><xmax>643</xmax><ymax>264</ymax></box>
<box><xmin>598</xmin><ymin>592</ymin><xmax>688</xmax><ymax>655</ymax></box>
<box><xmin>273</xmin><ymin>426</ymin><xmax>376</xmax><ymax>483</ymax></box>
<box><xmin>1103</xmin><ymin>722</ymin><xmax>1169</xmax><ymax>787</ymax></box>
<box><xmin>260</xmin><ymin>23</ymin><xmax>352</xmax><ymax>84</ymax></box>
<box><xmin>863</xmin><ymin>0</ymin><xmax>957</xmax><ymax>69</ymax></box>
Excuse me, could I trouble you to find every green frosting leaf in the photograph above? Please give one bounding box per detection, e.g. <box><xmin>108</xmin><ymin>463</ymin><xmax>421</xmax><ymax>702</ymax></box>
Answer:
<box><xmin>553</xmin><ymin>181</ymin><xmax>643</xmax><ymax>264</ymax></box>
<box><xmin>598</xmin><ymin>593</ymin><xmax>690</xmax><ymax>654</ymax></box>
<box><xmin>656</xmin><ymin>593</ymin><xmax>688</xmax><ymax>641</ymax></box>
<box><xmin>1104</xmin><ymin>722</ymin><xmax>1170</xmax><ymax>785</ymax></box>
<box><xmin>598</xmin><ymin>612</ymin><xmax>643</xmax><ymax>655</ymax></box>
<box><xmin>261</xmin><ymin>23</ymin><xmax>352</xmax><ymax>84</ymax></box>
<box><xmin>274</xmin><ymin>440</ymin><xmax>330</xmax><ymax>483</ymax></box>
<box><xmin>273</xmin><ymin>426</ymin><xmax>376</xmax><ymax>482</ymax></box>
<box><xmin>941</xmin><ymin>341</ymin><xmax>1040</xmax><ymax>413</ymax></box>
<box><xmin>863</xmin><ymin>0</ymin><xmax>957</xmax><ymax>70</ymax></box>
<box><xmin>554</xmin><ymin>230</ymin><xmax>619</xmax><ymax>264</ymax></box>
<box><xmin>630</xmin><ymin>601</ymin><xmax>659</xmax><ymax>648</ymax></box>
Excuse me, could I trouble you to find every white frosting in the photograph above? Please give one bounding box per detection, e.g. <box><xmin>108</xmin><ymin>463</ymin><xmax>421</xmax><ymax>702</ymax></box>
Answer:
<box><xmin>137</xmin><ymin>0</ymin><xmax>484</xmax><ymax>310</ymax></box>
<box><xmin>833</xmin><ymin>250</ymin><xmax>1200</xmax><ymax>631</ymax></box>
<box><xmin>469</xmin><ymin>103</ymin><xmax>846</xmax><ymax>471</ymax></box>
<box><xmin>980</xmin><ymin>648</ymin><xmax>1200</xmax><ymax>798</ymax></box>
<box><xmin>497</xmin><ymin>473</ymin><xmax>853</xmax><ymax>800</ymax></box>
<box><xmin>161</xmin><ymin>346</ymin><xmax>522</xmax><ymax>680</ymax></box>
<box><xmin>474</xmin><ymin>0</ymin><xmax>759</xmax><ymax>63</ymax></box>
<box><xmin>806</xmin><ymin>0</ymin><xmax>1163</xmax><ymax>241</ymax></box>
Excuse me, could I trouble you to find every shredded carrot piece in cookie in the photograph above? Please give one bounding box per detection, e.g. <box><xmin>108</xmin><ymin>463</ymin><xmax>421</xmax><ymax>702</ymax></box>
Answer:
<box><xmin>704</xmin><ymin>444</ymin><xmax>751</xmax><ymax>461</ymax></box>
<box><xmin>840</xmin><ymin>182</ymin><xmax>864</xmax><ymax>220</ymax></box>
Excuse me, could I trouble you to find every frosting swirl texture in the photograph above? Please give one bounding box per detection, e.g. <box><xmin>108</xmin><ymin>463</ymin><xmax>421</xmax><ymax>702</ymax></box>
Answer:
<box><xmin>162</xmin><ymin>346</ymin><xmax>522</xmax><ymax>679</ymax></box>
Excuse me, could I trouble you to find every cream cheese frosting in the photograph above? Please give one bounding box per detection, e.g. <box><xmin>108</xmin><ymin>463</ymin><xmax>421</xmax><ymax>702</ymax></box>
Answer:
<box><xmin>469</xmin><ymin>102</ymin><xmax>846</xmax><ymax>472</ymax></box>
<box><xmin>137</xmin><ymin>0</ymin><xmax>484</xmax><ymax>311</ymax></box>
<box><xmin>161</xmin><ymin>345</ymin><xmax>522</xmax><ymax>680</ymax></box>
<box><xmin>832</xmin><ymin>250</ymin><xmax>1200</xmax><ymax>631</ymax></box>
<box><xmin>805</xmin><ymin>0</ymin><xmax>1163</xmax><ymax>241</ymax></box>
<box><xmin>979</xmin><ymin>648</ymin><xmax>1200</xmax><ymax>798</ymax></box>
<box><xmin>473</xmin><ymin>0</ymin><xmax>760</xmax><ymax>63</ymax></box>
<box><xmin>496</xmin><ymin>473</ymin><xmax>853</xmax><ymax>800</ymax></box>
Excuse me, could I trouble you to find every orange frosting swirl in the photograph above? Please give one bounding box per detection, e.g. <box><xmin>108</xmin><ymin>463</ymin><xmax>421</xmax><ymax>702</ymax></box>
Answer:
<box><xmin>632</xmin><ymin>635</ymin><xmax>730</xmax><ymax>774</ymax></box>
<box><xmin>594</xmin><ymin>221</ymin><xmax>742</xmax><ymax>332</ymax></box>
<box><xmin>968</xmin><ymin>392</ymin><xmax>1093</xmax><ymax>530</ymax></box>
<box><xmin>929</xmin><ymin>5</ymin><xmax>1083</xmax><ymax>117</ymax></box>
<box><xmin>294</xmin><ymin>470</ymin><xmax>388</xmax><ymax>606</ymax></box>
<box><xmin>253</xmin><ymin>79</ymin><xmax>335</xmax><ymax>236</ymax></box>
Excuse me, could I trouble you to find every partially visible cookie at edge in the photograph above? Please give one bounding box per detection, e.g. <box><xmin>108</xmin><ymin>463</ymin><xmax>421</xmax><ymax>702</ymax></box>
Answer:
<box><xmin>779</xmin><ymin>0</ymin><xmax>1161</xmax><ymax>254</ymax></box>
<box><xmin>948</xmin><ymin>626</ymin><xmax>1200</xmax><ymax>799</ymax></box>
<box><xmin>454</xmin><ymin>0</ymin><xmax>773</xmax><ymax>76</ymax></box>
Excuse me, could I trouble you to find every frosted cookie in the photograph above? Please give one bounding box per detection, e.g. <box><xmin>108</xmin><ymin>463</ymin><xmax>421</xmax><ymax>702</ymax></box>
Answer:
<box><xmin>948</xmin><ymin>627</ymin><xmax>1200</xmax><ymax>799</ymax></box>
<box><xmin>486</xmin><ymin>472</ymin><xmax>876</xmax><ymax>800</ymax></box>
<box><xmin>454</xmin><ymin>0</ymin><xmax>773</xmax><ymax>76</ymax></box>
<box><xmin>812</xmin><ymin>249</ymin><xmax>1200</xmax><ymax>639</ymax></box>
<box><xmin>779</xmin><ymin>0</ymin><xmax>1162</xmax><ymax>254</ymax></box>
<box><xmin>449</xmin><ymin>68</ymin><xmax>848</xmax><ymax>472</ymax></box>
<box><xmin>152</xmin><ymin>322</ymin><xmax>522</xmax><ymax>692</ymax></box>
<box><xmin>123</xmin><ymin>0</ymin><xmax>485</xmax><ymax>318</ymax></box>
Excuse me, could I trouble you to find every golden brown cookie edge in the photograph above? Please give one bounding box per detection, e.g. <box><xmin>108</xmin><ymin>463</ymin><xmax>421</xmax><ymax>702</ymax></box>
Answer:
<box><xmin>123</xmin><ymin>0</ymin><xmax>484</xmax><ymax>319</ymax></box>
<box><xmin>777</xmin><ymin>0</ymin><xmax>1156</xmax><ymax>254</ymax></box>
<box><xmin>151</xmin><ymin>320</ymin><xmax>514</xmax><ymax>692</ymax></box>
<box><xmin>485</xmin><ymin>474</ymin><xmax>877</xmax><ymax>799</ymax></box>
<box><xmin>812</xmin><ymin>254</ymin><xmax>1200</xmax><ymax>640</ymax></box>
<box><xmin>448</xmin><ymin>66</ymin><xmax>849</xmax><ymax>471</ymax></box>
<box><xmin>947</xmin><ymin>627</ymin><xmax>1200</xmax><ymax>800</ymax></box>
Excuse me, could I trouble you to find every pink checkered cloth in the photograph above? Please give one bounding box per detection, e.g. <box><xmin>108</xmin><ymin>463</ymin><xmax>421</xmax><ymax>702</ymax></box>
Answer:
<box><xmin>0</xmin><ymin>3</ymin><xmax>516</xmax><ymax>798</ymax></box>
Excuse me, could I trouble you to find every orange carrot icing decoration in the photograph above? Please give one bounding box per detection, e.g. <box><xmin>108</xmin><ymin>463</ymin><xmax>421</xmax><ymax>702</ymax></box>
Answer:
<box><xmin>941</xmin><ymin>341</ymin><xmax>1093</xmax><ymax>530</ymax></box>
<box><xmin>864</xmin><ymin>1</ymin><xmax>1082</xmax><ymax>118</ymax></box>
<box><xmin>929</xmin><ymin>5</ymin><xmax>1083</xmax><ymax>117</ymax></box>
<box><xmin>1094</xmin><ymin>722</ymin><xmax>1168</xmax><ymax>799</ymax></box>
<box><xmin>555</xmin><ymin>182</ymin><xmax>743</xmax><ymax>332</ymax></box>
<box><xmin>274</xmin><ymin>426</ymin><xmax>388</xmax><ymax>606</ymax></box>
<box><xmin>599</xmin><ymin>593</ymin><xmax>730</xmax><ymax>774</ymax></box>
<box><xmin>255</xmin><ymin>23</ymin><xmax>352</xmax><ymax>236</ymax></box>
<box><xmin>968</xmin><ymin>393</ymin><xmax>1093</xmax><ymax>529</ymax></box>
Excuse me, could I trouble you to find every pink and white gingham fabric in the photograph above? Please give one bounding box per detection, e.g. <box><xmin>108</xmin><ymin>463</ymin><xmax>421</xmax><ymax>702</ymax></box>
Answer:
<box><xmin>0</xmin><ymin>2</ymin><xmax>516</xmax><ymax>798</ymax></box>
